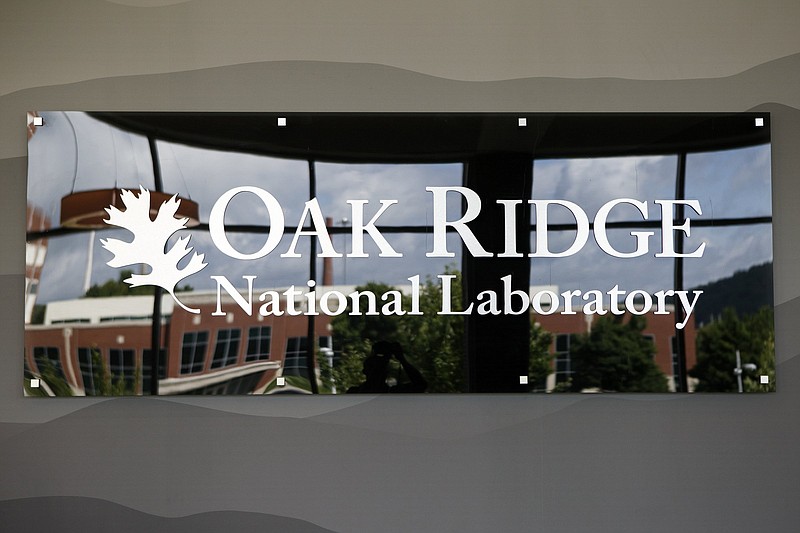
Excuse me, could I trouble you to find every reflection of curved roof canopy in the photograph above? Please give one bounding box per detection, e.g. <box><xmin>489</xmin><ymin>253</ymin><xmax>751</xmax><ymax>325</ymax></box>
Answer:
<box><xmin>90</xmin><ymin>112</ymin><xmax>769</xmax><ymax>163</ymax></box>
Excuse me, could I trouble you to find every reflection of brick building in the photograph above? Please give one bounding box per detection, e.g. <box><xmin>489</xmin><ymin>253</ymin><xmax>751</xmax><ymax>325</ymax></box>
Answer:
<box><xmin>25</xmin><ymin>291</ymin><xmax>332</xmax><ymax>396</ymax></box>
<box><xmin>26</xmin><ymin>282</ymin><xmax>697</xmax><ymax>394</ymax></box>
<box><xmin>535</xmin><ymin>309</ymin><xmax>697</xmax><ymax>392</ymax></box>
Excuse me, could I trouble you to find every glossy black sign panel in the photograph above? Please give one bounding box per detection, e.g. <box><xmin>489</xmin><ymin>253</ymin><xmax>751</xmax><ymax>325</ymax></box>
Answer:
<box><xmin>25</xmin><ymin>112</ymin><xmax>774</xmax><ymax>395</ymax></box>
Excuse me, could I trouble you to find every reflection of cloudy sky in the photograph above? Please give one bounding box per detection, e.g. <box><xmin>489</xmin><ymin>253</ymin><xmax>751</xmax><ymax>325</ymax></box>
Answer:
<box><xmin>29</xmin><ymin>113</ymin><xmax>463</xmax><ymax>302</ymax></box>
<box><xmin>530</xmin><ymin>149</ymin><xmax>772</xmax><ymax>293</ymax></box>
<box><xmin>685</xmin><ymin>145</ymin><xmax>772</xmax><ymax>219</ymax></box>
<box><xmin>28</xmin><ymin>113</ymin><xmax>773</xmax><ymax>302</ymax></box>
<box><xmin>158</xmin><ymin>142</ymin><xmax>310</xmax><ymax>223</ymax></box>
<box><xmin>529</xmin><ymin>229</ymin><xmax>673</xmax><ymax>295</ymax></box>
<box><xmin>315</xmin><ymin>162</ymin><xmax>462</xmax><ymax>225</ymax></box>
<box><xmin>685</xmin><ymin>225</ymin><xmax>773</xmax><ymax>288</ymax></box>
<box><xmin>533</xmin><ymin>155</ymin><xmax>676</xmax><ymax>223</ymax></box>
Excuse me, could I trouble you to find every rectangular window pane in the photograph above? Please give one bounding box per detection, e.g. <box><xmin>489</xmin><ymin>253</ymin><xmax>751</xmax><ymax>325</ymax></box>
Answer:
<box><xmin>246</xmin><ymin>326</ymin><xmax>272</xmax><ymax>362</ymax></box>
<box><xmin>109</xmin><ymin>348</ymin><xmax>138</xmax><ymax>392</ymax></box>
<box><xmin>284</xmin><ymin>336</ymin><xmax>308</xmax><ymax>379</ymax></box>
<box><xmin>211</xmin><ymin>329</ymin><xmax>241</xmax><ymax>369</ymax></box>
<box><xmin>77</xmin><ymin>347</ymin><xmax>99</xmax><ymax>395</ymax></box>
<box><xmin>181</xmin><ymin>331</ymin><xmax>209</xmax><ymax>374</ymax></box>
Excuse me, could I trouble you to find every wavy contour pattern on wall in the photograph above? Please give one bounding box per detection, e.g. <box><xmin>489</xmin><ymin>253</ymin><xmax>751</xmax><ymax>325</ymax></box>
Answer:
<box><xmin>3</xmin><ymin>56</ymin><xmax>799</xmax><ymax>533</ymax></box>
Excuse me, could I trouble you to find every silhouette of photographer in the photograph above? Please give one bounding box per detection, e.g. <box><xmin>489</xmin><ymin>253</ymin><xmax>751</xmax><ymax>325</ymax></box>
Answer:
<box><xmin>347</xmin><ymin>341</ymin><xmax>427</xmax><ymax>393</ymax></box>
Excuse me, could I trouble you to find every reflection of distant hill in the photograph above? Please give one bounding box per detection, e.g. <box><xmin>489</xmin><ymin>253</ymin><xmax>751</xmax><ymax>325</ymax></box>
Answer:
<box><xmin>690</xmin><ymin>262</ymin><xmax>773</xmax><ymax>326</ymax></box>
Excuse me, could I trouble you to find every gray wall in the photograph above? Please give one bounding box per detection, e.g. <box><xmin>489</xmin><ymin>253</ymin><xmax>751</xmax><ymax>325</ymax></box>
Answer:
<box><xmin>2</xmin><ymin>2</ymin><xmax>799</xmax><ymax>531</ymax></box>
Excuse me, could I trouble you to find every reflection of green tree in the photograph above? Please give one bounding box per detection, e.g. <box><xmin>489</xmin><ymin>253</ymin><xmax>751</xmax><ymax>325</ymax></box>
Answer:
<box><xmin>529</xmin><ymin>323</ymin><xmax>553</xmax><ymax>390</ymax></box>
<box><xmin>332</xmin><ymin>268</ymin><xmax>556</xmax><ymax>393</ymax></box>
<box><xmin>332</xmin><ymin>269</ymin><xmax>465</xmax><ymax>393</ymax></box>
<box><xmin>568</xmin><ymin>315</ymin><xmax>669</xmax><ymax>392</ymax></box>
<box><xmin>744</xmin><ymin>328</ymin><xmax>775</xmax><ymax>392</ymax></box>
<box><xmin>690</xmin><ymin>307</ymin><xmax>774</xmax><ymax>392</ymax></box>
<box><xmin>401</xmin><ymin>268</ymin><xmax>465</xmax><ymax>392</ymax></box>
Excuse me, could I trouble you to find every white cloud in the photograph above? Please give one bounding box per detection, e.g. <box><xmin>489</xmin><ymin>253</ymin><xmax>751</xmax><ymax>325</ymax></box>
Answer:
<box><xmin>315</xmin><ymin>163</ymin><xmax>462</xmax><ymax>226</ymax></box>
<box><xmin>533</xmin><ymin>155</ymin><xmax>675</xmax><ymax>224</ymax></box>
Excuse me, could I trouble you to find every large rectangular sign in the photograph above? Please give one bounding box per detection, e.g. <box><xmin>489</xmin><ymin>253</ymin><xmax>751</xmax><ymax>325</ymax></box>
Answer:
<box><xmin>25</xmin><ymin>112</ymin><xmax>774</xmax><ymax>395</ymax></box>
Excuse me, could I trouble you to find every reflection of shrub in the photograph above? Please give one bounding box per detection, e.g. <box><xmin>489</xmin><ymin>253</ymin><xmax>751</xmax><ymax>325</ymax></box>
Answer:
<box><xmin>551</xmin><ymin>380</ymin><xmax>572</xmax><ymax>393</ymax></box>
<box><xmin>27</xmin><ymin>349</ymin><xmax>142</xmax><ymax>397</ymax></box>
<box><xmin>92</xmin><ymin>349</ymin><xmax>141</xmax><ymax>396</ymax></box>
<box><xmin>26</xmin><ymin>358</ymin><xmax>73</xmax><ymax>397</ymax></box>
<box><xmin>263</xmin><ymin>375</ymin><xmax>315</xmax><ymax>394</ymax></box>
<box><xmin>24</xmin><ymin>381</ymin><xmax>50</xmax><ymax>396</ymax></box>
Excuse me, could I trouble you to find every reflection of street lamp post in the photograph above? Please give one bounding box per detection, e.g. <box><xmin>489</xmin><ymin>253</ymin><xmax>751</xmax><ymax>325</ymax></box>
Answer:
<box><xmin>321</xmin><ymin>347</ymin><xmax>336</xmax><ymax>394</ymax></box>
<box><xmin>734</xmin><ymin>349</ymin><xmax>757</xmax><ymax>393</ymax></box>
<box><xmin>83</xmin><ymin>231</ymin><xmax>95</xmax><ymax>294</ymax></box>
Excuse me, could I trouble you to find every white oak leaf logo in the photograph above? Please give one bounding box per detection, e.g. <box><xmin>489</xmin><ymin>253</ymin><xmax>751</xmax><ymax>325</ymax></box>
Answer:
<box><xmin>101</xmin><ymin>187</ymin><xmax>207</xmax><ymax>314</ymax></box>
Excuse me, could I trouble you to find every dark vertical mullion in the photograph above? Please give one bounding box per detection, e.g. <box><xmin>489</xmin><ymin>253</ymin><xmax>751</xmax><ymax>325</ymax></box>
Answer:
<box><xmin>461</xmin><ymin>161</ymin><xmax>472</xmax><ymax>392</ymax></box>
<box><xmin>463</xmin><ymin>154</ymin><xmax>532</xmax><ymax>392</ymax></box>
<box><xmin>673</xmin><ymin>152</ymin><xmax>688</xmax><ymax>393</ymax></box>
<box><xmin>305</xmin><ymin>160</ymin><xmax>320</xmax><ymax>393</ymax></box>
<box><xmin>148</xmin><ymin>136</ymin><xmax>163</xmax><ymax>396</ymax></box>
